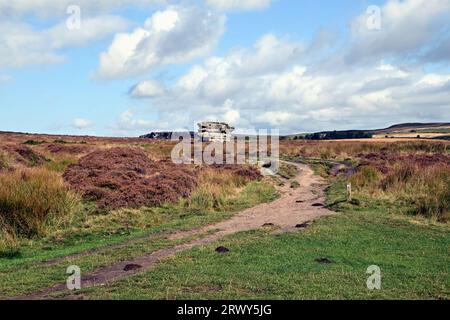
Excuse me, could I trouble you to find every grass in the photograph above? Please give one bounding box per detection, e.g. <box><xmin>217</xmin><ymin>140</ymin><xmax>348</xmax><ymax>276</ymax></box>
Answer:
<box><xmin>349</xmin><ymin>163</ymin><xmax>450</xmax><ymax>221</ymax></box>
<box><xmin>281</xmin><ymin>140</ymin><xmax>450</xmax><ymax>160</ymax></box>
<box><xmin>44</xmin><ymin>154</ymin><xmax>78</xmax><ymax>173</ymax></box>
<box><xmin>0</xmin><ymin>233</ymin><xmax>198</xmax><ymax>298</ymax></box>
<box><xmin>1</xmin><ymin>137</ymin><xmax>448</xmax><ymax>300</ymax></box>
<box><xmin>23</xmin><ymin>140</ymin><xmax>46</xmax><ymax>145</ymax></box>
<box><xmin>284</xmin><ymin>141</ymin><xmax>450</xmax><ymax>221</ymax></box>
<box><xmin>71</xmin><ymin>180</ymin><xmax>450</xmax><ymax>300</ymax></box>
<box><xmin>0</xmin><ymin>168</ymin><xmax>80</xmax><ymax>246</ymax></box>
<box><xmin>182</xmin><ymin>168</ymin><xmax>247</xmax><ymax>212</ymax></box>
<box><xmin>278</xmin><ymin>163</ymin><xmax>298</xmax><ymax>179</ymax></box>
<box><xmin>0</xmin><ymin>176</ymin><xmax>277</xmax><ymax>297</ymax></box>
<box><xmin>0</xmin><ymin>152</ymin><xmax>9</xmax><ymax>170</ymax></box>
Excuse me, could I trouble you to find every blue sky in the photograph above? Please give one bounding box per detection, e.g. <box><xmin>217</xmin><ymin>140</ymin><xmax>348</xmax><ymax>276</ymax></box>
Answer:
<box><xmin>0</xmin><ymin>0</ymin><xmax>449</xmax><ymax>136</ymax></box>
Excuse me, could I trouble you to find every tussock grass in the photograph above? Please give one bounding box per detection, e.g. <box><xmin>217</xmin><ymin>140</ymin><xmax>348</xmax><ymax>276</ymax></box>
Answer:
<box><xmin>351</xmin><ymin>163</ymin><xmax>450</xmax><ymax>221</ymax></box>
<box><xmin>382</xmin><ymin>163</ymin><xmax>450</xmax><ymax>220</ymax></box>
<box><xmin>0</xmin><ymin>152</ymin><xmax>9</xmax><ymax>170</ymax></box>
<box><xmin>183</xmin><ymin>168</ymin><xmax>249</xmax><ymax>211</ymax></box>
<box><xmin>0</xmin><ymin>168</ymin><xmax>80</xmax><ymax>245</ymax></box>
<box><xmin>350</xmin><ymin>166</ymin><xmax>381</xmax><ymax>189</ymax></box>
<box><xmin>278</xmin><ymin>163</ymin><xmax>298</xmax><ymax>179</ymax></box>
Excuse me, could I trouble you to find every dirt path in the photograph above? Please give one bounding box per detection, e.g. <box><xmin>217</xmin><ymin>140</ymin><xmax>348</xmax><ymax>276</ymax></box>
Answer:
<box><xmin>17</xmin><ymin>162</ymin><xmax>335</xmax><ymax>300</ymax></box>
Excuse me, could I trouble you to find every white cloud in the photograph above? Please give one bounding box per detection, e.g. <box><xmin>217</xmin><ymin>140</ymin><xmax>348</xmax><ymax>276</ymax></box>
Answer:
<box><xmin>0</xmin><ymin>22</ymin><xmax>64</xmax><ymax>67</ymax></box>
<box><xmin>130</xmin><ymin>80</ymin><xmax>166</xmax><ymax>97</ymax></box>
<box><xmin>96</xmin><ymin>6</ymin><xmax>226</xmax><ymax>79</ymax></box>
<box><xmin>0</xmin><ymin>15</ymin><xmax>129</xmax><ymax>68</ymax></box>
<box><xmin>205</xmin><ymin>0</ymin><xmax>272</xmax><ymax>11</ymax></box>
<box><xmin>0</xmin><ymin>0</ymin><xmax>168</xmax><ymax>68</ymax></box>
<box><xmin>73</xmin><ymin>118</ymin><xmax>94</xmax><ymax>129</ymax></box>
<box><xmin>345</xmin><ymin>0</ymin><xmax>450</xmax><ymax>64</ymax></box>
<box><xmin>121</xmin><ymin>28</ymin><xmax>450</xmax><ymax>133</ymax></box>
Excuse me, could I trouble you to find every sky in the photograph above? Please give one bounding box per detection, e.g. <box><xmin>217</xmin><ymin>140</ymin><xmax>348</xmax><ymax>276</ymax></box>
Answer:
<box><xmin>0</xmin><ymin>0</ymin><xmax>449</xmax><ymax>136</ymax></box>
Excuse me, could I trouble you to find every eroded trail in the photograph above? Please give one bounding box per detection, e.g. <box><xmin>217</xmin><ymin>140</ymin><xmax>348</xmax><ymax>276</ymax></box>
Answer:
<box><xmin>19</xmin><ymin>162</ymin><xmax>335</xmax><ymax>300</ymax></box>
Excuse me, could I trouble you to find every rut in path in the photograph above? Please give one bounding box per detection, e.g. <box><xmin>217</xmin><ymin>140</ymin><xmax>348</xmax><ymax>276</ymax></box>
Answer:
<box><xmin>18</xmin><ymin>162</ymin><xmax>335</xmax><ymax>300</ymax></box>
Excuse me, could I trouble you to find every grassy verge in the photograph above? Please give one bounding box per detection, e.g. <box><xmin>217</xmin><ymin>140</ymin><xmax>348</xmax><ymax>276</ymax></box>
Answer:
<box><xmin>71</xmin><ymin>180</ymin><xmax>450</xmax><ymax>300</ymax></box>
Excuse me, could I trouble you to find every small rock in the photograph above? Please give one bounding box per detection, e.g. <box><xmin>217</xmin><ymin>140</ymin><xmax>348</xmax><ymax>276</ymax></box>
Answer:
<box><xmin>295</xmin><ymin>222</ymin><xmax>309</xmax><ymax>229</ymax></box>
<box><xmin>312</xmin><ymin>203</ymin><xmax>324</xmax><ymax>207</ymax></box>
<box><xmin>123</xmin><ymin>263</ymin><xmax>142</xmax><ymax>271</ymax></box>
<box><xmin>315</xmin><ymin>257</ymin><xmax>333</xmax><ymax>264</ymax></box>
<box><xmin>262</xmin><ymin>162</ymin><xmax>272</xmax><ymax>168</ymax></box>
<box><xmin>262</xmin><ymin>223</ymin><xmax>274</xmax><ymax>227</ymax></box>
<box><xmin>215</xmin><ymin>246</ymin><xmax>230</xmax><ymax>254</ymax></box>
<box><xmin>296</xmin><ymin>200</ymin><xmax>304</xmax><ymax>203</ymax></box>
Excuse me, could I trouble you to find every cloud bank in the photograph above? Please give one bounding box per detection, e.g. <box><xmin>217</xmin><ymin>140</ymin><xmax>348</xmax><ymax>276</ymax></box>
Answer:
<box><xmin>120</xmin><ymin>0</ymin><xmax>450</xmax><ymax>134</ymax></box>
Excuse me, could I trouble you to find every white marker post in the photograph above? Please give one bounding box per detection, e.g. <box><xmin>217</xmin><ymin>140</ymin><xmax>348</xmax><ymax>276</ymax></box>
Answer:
<box><xmin>347</xmin><ymin>183</ymin><xmax>352</xmax><ymax>202</ymax></box>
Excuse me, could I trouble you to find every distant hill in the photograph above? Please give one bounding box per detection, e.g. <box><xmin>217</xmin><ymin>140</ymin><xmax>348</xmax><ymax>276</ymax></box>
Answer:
<box><xmin>284</xmin><ymin>123</ymin><xmax>450</xmax><ymax>141</ymax></box>
<box><xmin>373</xmin><ymin>123</ymin><xmax>450</xmax><ymax>134</ymax></box>
<box><xmin>139</xmin><ymin>123</ymin><xmax>450</xmax><ymax>141</ymax></box>
<box><xmin>384</xmin><ymin>123</ymin><xmax>450</xmax><ymax>130</ymax></box>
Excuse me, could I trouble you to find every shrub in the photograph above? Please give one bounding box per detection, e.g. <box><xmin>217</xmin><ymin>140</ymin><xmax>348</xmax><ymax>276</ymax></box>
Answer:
<box><xmin>23</xmin><ymin>140</ymin><xmax>46</xmax><ymax>145</ymax></box>
<box><xmin>63</xmin><ymin>148</ymin><xmax>198</xmax><ymax>209</ymax></box>
<box><xmin>0</xmin><ymin>168</ymin><xmax>80</xmax><ymax>238</ymax></box>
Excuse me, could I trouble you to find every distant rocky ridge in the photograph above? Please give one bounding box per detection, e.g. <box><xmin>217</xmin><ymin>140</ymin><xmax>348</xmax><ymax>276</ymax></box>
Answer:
<box><xmin>139</xmin><ymin>123</ymin><xmax>450</xmax><ymax>141</ymax></box>
<box><xmin>139</xmin><ymin>132</ymin><xmax>196</xmax><ymax>140</ymax></box>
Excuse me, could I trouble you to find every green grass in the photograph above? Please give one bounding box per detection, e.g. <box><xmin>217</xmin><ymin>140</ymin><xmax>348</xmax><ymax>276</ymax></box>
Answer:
<box><xmin>69</xmin><ymin>180</ymin><xmax>450</xmax><ymax>300</ymax></box>
<box><xmin>278</xmin><ymin>163</ymin><xmax>298</xmax><ymax>179</ymax></box>
<box><xmin>44</xmin><ymin>158</ymin><xmax>78</xmax><ymax>173</ymax></box>
<box><xmin>0</xmin><ymin>233</ymin><xmax>199</xmax><ymax>298</ymax></box>
<box><xmin>0</xmin><ymin>168</ymin><xmax>80</xmax><ymax>250</ymax></box>
<box><xmin>2</xmin><ymin>157</ymin><xmax>448</xmax><ymax>300</ymax></box>
<box><xmin>0</xmin><ymin>180</ymin><xmax>278</xmax><ymax>297</ymax></box>
<box><xmin>22</xmin><ymin>140</ymin><xmax>46</xmax><ymax>145</ymax></box>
